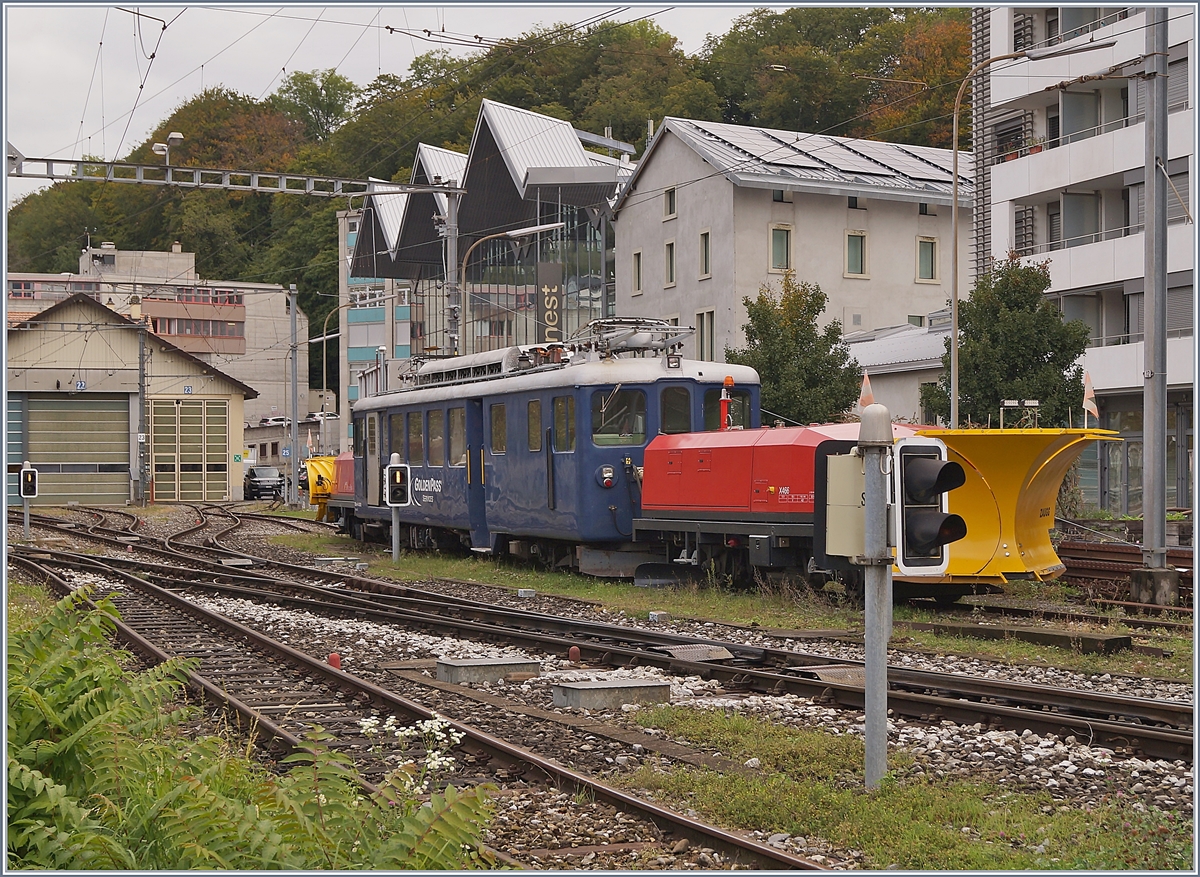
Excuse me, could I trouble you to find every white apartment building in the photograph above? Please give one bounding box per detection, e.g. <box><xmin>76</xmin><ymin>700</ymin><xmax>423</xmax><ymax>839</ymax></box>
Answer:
<box><xmin>612</xmin><ymin>117</ymin><xmax>973</xmax><ymax>362</ymax></box>
<box><xmin>975</xmin><ymin>6</ymin><xmax>1194</xmax><ymax>513</ymax></box>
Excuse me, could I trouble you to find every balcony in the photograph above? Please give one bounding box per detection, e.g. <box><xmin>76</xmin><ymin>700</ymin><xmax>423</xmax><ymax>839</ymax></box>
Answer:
<box><xmin>1014</xmin><ymin>222</ymin><xmax>1194</xmax><ymax>294</ymax></box>
<box><xmin>1083</xmin><ymin>335</ymin><xmax>1195</xmax><ymax>393</ymax></box>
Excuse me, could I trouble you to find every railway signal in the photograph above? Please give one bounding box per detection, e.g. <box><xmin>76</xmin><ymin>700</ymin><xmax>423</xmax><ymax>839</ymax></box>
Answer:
<box><xmin>893</xmin><ymin>438</ymin><xmax>967</xmax><ymax>575</ymax></box>
<box><xmin>385</xmin><ymin>461</ymin><xmax>411</xmax><ymax>508</ymax></box>
<box><xmin>19</xmin><ymin>465</ymin><xmax>38</xmax><ymax>499</ymax></box>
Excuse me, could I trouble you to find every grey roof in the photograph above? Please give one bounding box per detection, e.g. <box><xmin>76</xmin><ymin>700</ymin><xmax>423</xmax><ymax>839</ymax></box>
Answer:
<box><xmin>616</xmin><ymin>117</ymin><xmax>974</xmax><ymax>211</ymax></box>
<box><xmin>474</xmin><ymin>99</ymin><xmax>595</xmax><ymax>198</ymax></box>
<box><xmin>366</xmin><ymin>178</ymin><xmax>406</xmax><ymax>261</ymax></box>
<box><xmin>845</xmin><ymin>322</ymin><xmax>950</xmax><ymax>375</ymax></box>
<box><xmin>415</xmin><ymin>143</ymin><xmax>467</xmax><ymax>217</ymax></box>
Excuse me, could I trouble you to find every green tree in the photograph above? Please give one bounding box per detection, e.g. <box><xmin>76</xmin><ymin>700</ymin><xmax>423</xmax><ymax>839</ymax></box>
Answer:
<box><xmin>920</xmin><ymin>255</ymin><xmax>1091</xmax><ymax>427</ymax></box>
<box><xmin>725</xmin><ymin>271</ymin><xmax>860</xmax><ymax>424</ymax></box>
<box><xmin>270</xmin><ymin>69</ymin><xmax>362</xmax><ymax>143</ymax></box>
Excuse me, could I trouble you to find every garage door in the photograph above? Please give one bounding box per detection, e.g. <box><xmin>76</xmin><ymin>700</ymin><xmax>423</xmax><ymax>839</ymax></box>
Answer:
<box><xmin>151</xmin><ymin>399</ymin><xmax>230</xmax><ymax>502</ymax></box>
<box><xmin>26</xmin><ymin>394</ymin><xmax>131</xmax><ymax>505</ymax></box>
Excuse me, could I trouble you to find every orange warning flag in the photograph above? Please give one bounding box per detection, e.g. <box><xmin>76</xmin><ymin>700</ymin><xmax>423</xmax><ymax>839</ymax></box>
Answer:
<box><xmin>1082</xmin><ymin>370</ymin><xmax>1099</xmax><ymax>421</ymax></box>
<box><xmin>858</xmin><ymin>372</ymin><xmax>875</xmax><ymax>409</ymax></box>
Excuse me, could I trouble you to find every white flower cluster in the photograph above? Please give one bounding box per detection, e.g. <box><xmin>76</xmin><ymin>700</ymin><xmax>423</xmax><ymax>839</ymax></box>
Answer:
<box><xmin>357</xmin><ymin>713</ymin><xmax>466</xmax><ymax>793</ymax></box>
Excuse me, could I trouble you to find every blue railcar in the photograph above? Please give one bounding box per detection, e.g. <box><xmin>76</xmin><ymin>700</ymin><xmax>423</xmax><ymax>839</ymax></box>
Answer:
<box><xmin>347</xmin><ymin>320</ymin><xmax>760</xmax><ymax>576</ymax></box>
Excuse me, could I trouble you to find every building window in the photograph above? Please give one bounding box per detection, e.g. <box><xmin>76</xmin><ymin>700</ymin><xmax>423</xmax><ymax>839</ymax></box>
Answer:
<box><xmin>270</xmin><ymin>442</ymin><xmax>279</xmax><ymax>457</ymax></box>
<box><xmin>908</xmin><ymin>315</ymin><xmax>925</xmax><ymax>327</ymax></box>
<box><xmin>772</xmin><ymin>189</ymin><xmax>792</xmax><ymax>202</ymax></box>
<box><xmin>696</xmin><ymin>309</ymin><xmax>715</xmax><ymax>361</ymax></box>
<box><xmin>699</xmin><ymin>231</ymin><xmax>711</xmax><ymax>279</ymax></box>
<box><xmin>9</xmin><ymin>280</ymin><xmax>33</xmax><ymax>298</ymax></box>
<box><xmin>917</xmin><ymin>238</ymin><xmax>937</xmax><ymax>281</ymax></box>
<box><xmin>846</xmin><ymin>232</ymin><xmax>867</xmax><ymax>276</ymax></box>
<box><xmin>770</xmin><ymin>226</ymin><xmax>791</xmax><ymax>271</ymax></box>
<box><xmin>848</xmin><ymin>196</ymin><xmax>860</xmax><ymax>209</ymax></box>
<box><xmin>664</xmin><ymin>187</ymin><xmax>677</xmax><ymax>218</ymax></box>
<box><xmin>348</xmin><ymin>219</ymin><xmax>359</xmax><ymax>234</ymax></box>
<box><xmin>919</xmin><ymin>203</ymin><xmax>933</xmax><ymax>216</ymax></box>
<box><xmin>632</xmin><ymin>250</ymin><xmax>642</xmax><ymax>295</ymax></box>
<box><xmin>664</xmin><ymin>240</ymin><xmax>676</xmax><ymax>286</ymax></box>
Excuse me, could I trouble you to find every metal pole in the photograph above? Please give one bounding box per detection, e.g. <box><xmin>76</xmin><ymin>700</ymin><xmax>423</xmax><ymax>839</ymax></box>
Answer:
<box><xmin>23</xmin><ymin>497</ymin><xmax>30</xmax><ymax>539</ymax></box>
<box><xmin>858</xmin><ymin>403</ymin><xmax>893</xmax><ymax>790</ymax></box>
<box><xmin>1143</xmin><ymin>7</ymin><xmax>1168</xmax><ymax>570</ymax></box>
<box><xmin>137</xmin><ymin>323</ymin><xmax>148</xmax><ymax>506</ymax></box>
<box><xmin>289</xmin><ymin>284</ymin><xmax>300</xmax><ymax>507</ymax></box>
<box><xmin>390</xmin><ymin>451</ymin><xmax>401</xmax><ymax>562</ymax></box>
<box><xmin>445</xmin><ymin>188</ymin><xmax>460</xmax><ymax>356</ymax></box>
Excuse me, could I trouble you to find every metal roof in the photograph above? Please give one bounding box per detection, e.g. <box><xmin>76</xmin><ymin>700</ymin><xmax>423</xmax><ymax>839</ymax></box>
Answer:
<box><xmin>616</xmin><ymin>117</ymin><xmax>974</xmax><ymax>210</ymax></box>
<box><xmin>845</xmin><ymin>322</ymin><xmax>951</xmax><ymax>374</ymax></box>
<box><xmin>474</xmin><ymin>99</ymin><xmax>594</xmax><ymax>198</ymax></box>
<box><xmin>414</xmin><ymin>143</ymin><xmax>467</xmax><ymax>217</ymax></box>
<box><xmin>366</xmin><ymin>178</ymin><xmax>406</xmax><ymax>260</ymax></box>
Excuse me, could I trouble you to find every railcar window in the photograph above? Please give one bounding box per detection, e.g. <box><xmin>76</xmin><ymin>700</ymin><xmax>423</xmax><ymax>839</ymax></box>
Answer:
<box><xmin>365</xmin><ymin>416</ymin><xmax>377</xmax><ymax>459</ymax></box>
<box><xmin>703</xmin><ymin>389</ymin><xmax>752</xmax><ymax>430</ymax></box>
<box><xmin>491</xmin><ymin>404</ymin><xmax>506</xmax><ymax>454</ymax></box>
<box><xmin>407</xmin><ymin>412</ymin><xmax>424</xmax><ymax>465</ymax></box>
<box><xmin>388</xmin><ymin>414</ymin><xmax>404</xmax><ymax>461</ymax></box>
<box><xmin>591</xmin><ymin>388</ymin><xmax>647</xmax><ymax>446</ymax></box>
<box><xmin>528</xmin><ymin>400</ymin><xmax>542</xmax><ymax>451</ymax></box>
<box><xmin>353</xmin><ymin>419</ymin><xmax>365</xmax><ymax>456</ymax></box>
<box><xmin>428</xmin><ymin>410</ymin><xmax>444</xmax><ymax>466</ymax></box>
<box><xmin>553</xmin><ymin>396</ymin><xmax>575</xmax><ymax>452</ymax></box>
<box><xmin>449</xmin><ymin>407</ymin><xmax>466</xmax><ymax>465</ymax></box>
<box><xmin>661</xmin><ymin>386</ymin><xmax>691</xmax><ymax>434</ymax></box>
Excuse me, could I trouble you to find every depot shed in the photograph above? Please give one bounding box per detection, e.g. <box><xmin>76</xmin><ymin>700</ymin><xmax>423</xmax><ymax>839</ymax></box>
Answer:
<box><xmin>7</xmin><ymin>294</ymin><xmax>257</xmax><ymax>505</ymax></box>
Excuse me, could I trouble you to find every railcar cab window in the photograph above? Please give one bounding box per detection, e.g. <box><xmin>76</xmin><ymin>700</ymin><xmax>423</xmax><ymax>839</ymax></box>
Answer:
<box><xmin>428</xmin><ymin>410</ymin><xmax>445</xmax><ymax>466</ymax></box>
<box><xmin>353</xmin><ymin>418</ymin><xmax>365</xmax><ymax>456</ymax></box>
<box><xmin>553</xmin><ymin>396</ymin><xmax>575</xmax><ymax>452</ymax></box>
<box><xmin>661</xmin><ymin>386</ymin><xmax>691</xmax><ymax>434</ymax></box>
<box><xmin>389</xmin><ymin>414</ymin><xmax>404</xmax><ymax>461</ymax></box>
<box><xmin>591</xmin><ymin>389</ymin><xmax>647</xmax><ymax>446</ymax></box>
<box><xmin>407</xmin><ymin>412</ymin><xmax>424</xmax><ymax>465</ymax></box>
<box><xmin>703</xmin><ymin>388</ymin><xmax>751</xmax><ymax>430</ymax></box>
<box><xmin>527</xmin><ymin>400</ymin><xmax>542</xmax><ymax>451</ymax></box>
<box><xmin>491</xmin><ymin>404</ymin><xmax>506</xmax><ymax>454</ymax></box>
<box><xmin>449</xmin><ymin>408</ymin><xmax>466</xmax><ymax>466</ymax></box>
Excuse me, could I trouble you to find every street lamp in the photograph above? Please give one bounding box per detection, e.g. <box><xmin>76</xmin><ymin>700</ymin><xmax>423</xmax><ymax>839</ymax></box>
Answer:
<box><xmin>315</xmin><ymin>292</ymin><xmax>401</xmax><ymax>454</ymax></box>
<box><xmin>151</xmin><ymin>131</ymin><xmax>184</xmax><ymax>166</ymax></box>
<box><xmin>456</xmin><ymin>221</ymin><xmax>566</xmax><ymax>355</ymax></box>
<box><xmin>949</xmin><ymin>38</ymin><xmax>1115</xmax><ymax>428</ymax></box>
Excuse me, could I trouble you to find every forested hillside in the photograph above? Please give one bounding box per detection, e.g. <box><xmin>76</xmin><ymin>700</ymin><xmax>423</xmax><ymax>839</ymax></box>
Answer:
<box><xmin>7</xmin><ymin>8</ymin><xmax>969</xmax><ymax>388</ymax></box>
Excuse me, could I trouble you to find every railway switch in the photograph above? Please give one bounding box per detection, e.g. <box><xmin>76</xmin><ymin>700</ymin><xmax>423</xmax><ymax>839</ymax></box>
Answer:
<box><xmin>894</xmin><ymin>438</ymin><xmax>967</xmax><ymax>575</ymax></box>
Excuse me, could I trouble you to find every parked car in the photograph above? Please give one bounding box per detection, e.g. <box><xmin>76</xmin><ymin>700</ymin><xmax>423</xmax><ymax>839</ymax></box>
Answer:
<box><xmin>305</xmin><ymin>411</ymin><xmax>339</xmax><ymax>421</ymax></box>
<box><xmin>244</xmin><ymin>466</ymin><xmax>285</xmax><ymax>499</ymax></box>
<box><xmin>259</xmin><ymin>416</ymin><xmax>290</xmax><ymax>427</ymax></box>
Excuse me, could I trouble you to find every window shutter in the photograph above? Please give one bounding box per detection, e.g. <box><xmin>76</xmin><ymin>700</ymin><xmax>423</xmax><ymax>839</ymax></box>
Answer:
<box><xmin>1168</xmin><ymin>57</ymin><xmax>1189</xmax><ymax>110</ymax></box>
<box><xmin>1167</xmin><ymin>286</ymin><xmax>1193</xmax><ymax>332</ymax></box>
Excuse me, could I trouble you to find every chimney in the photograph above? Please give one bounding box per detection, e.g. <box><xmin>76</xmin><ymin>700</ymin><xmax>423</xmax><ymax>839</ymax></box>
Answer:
<box><xmin>171</xmin><ymin>241</ymin><xmax>182</xmax><ymax>254</ymax></box>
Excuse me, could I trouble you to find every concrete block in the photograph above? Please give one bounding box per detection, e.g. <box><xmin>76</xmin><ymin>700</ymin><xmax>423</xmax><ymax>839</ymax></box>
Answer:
<box><xmin>552</xmin><ymin>679</ymin><xmax>671</xmax><ymax>710</ymax></box>
<box><xmin>648</xmin><ymin>611</ymin><xmax>671</xmax><ymax>623</ymax></box>
<box><xmin>517</xmin><ymin>588</ymin><xmax>536</xmax><ymax>597</ymax></box>
<box><xmin>436</xmin><ymin>658</ymin><xmax>541</xmax><ymax>685</ymax></box>
<box><xmin>1130</xmin><ymin>568</ymin><xmax>1181</xmax><ymax>606</ymax></box>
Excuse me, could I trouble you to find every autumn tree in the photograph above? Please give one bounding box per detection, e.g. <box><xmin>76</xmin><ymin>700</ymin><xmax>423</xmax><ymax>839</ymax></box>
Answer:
<box><xmin>725</xmin><ymin>272</ymin><xmax>861</xmax><ymax>425</ymax></box>
<box><xmin>920</xmin><ymin>256</ymin><xmax>1091</xmax><ymax>427</ymax></box>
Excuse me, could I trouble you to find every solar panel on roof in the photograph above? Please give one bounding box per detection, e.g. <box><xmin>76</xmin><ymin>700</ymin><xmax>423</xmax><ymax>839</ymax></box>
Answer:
<box><xmin>876</xmin><ymin>147</ymin><xmax>955</xmax><ymax>183</ymax></box>
<box><xmin>695</xmin><ymin>122</ymin><xmax>824</xmax><ymax>168</ymax></box>
<box><xmin>807</xmin><ymin>138</ymin><xmax>896</xmax><ymax>175</ymax></box>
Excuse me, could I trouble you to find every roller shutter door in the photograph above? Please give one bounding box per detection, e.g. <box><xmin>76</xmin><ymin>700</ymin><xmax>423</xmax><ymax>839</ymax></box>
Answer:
<box><xmin>26</xmin><ymin>394</ymin><xmax>131</xmax><ymax>505</ymax></box>
<box><xmin>150</xmin><ymin>399</ymin><xmax>230</xmax><ymax>502</ymax></box>
<box><xmin>7</xmin><ymin>395</ymin><xmax>25</xmax><ymax>505</ymax></box>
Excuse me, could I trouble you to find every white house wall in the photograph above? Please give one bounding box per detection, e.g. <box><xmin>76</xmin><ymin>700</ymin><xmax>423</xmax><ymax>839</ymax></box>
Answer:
<box><xmin>615</xmin><ymin>130</ymin><xmax>967</xmax><ymax>360</ymax></box>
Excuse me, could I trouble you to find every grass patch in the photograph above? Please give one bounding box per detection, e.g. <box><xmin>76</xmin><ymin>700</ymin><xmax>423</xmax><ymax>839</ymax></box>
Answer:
<box><xmin>269</xmin><ymin>532</ymin><xmax>862</xmax><ymax>630</ymax></box>
<box><xmin>620</xmin><ymin>707</ymin><xmax>1192</xmax><ymax>870</ymax></box>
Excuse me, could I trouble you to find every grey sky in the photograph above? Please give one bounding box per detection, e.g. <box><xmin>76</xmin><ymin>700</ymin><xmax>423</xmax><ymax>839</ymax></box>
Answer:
<box><xmin>4</xmin><ymin>3</ymin><xmax>776</xmax><ymax>206</ymax></box>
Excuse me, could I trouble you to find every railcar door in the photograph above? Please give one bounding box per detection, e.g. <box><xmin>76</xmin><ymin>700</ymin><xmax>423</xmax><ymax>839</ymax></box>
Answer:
<box><xmin>364</xmin><ymin>414</ymin><xmax>382</xmax><ymax>505</ymax></box>
<box><xmin>463</xmin><ymin>399</ymin><xmax>489</xmax><ymax>549</ymax></box>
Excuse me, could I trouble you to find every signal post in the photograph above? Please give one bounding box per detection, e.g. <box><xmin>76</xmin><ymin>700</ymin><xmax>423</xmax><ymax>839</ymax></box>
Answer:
<box><xmin>19</xmin><ymin>461</ymin><xmax>38</xmax><ymax>539</ymax></box>
<box><xmin>384</xmin><ymin>453</ymin><xmax>411</xmax><ymax>563</ymax></box>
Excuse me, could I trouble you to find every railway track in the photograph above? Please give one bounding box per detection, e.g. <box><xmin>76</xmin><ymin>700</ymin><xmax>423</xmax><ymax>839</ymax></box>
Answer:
<box><xmin>12</xmin><ymin>525</ymin><xmax>1193</xmax><ymax>762</ymax></box>
<box><xmin>10</xmin><ymin>550</ymin><xmax>824</xmax><ymax>871</ymax></box>
<box><xmin>1057</xmin><ymin>539</ymin><xmax>1194</xmax><ymax>605</ymax></box>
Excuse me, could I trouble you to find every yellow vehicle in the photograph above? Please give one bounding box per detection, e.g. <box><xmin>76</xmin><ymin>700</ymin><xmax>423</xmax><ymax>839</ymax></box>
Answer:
<box><xmin>302</xmin><ymin>455</ymin><xmax>337</xmax><ymax>521</ymax></box>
